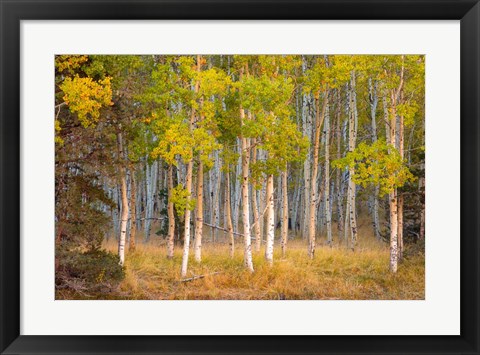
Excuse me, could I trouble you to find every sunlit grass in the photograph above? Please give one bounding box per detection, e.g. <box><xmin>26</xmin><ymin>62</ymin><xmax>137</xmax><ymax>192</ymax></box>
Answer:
<box><xmin>90</xmin><ymin>232</ymin><xmax>425</xmax><ymax>300</ymax></box>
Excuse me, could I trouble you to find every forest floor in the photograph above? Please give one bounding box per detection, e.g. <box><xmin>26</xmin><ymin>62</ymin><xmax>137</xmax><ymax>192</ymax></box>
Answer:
<box><xmin>57</xmin><ymin>232</ymin><xmax>425</xmax><ymax>300</ymax></box>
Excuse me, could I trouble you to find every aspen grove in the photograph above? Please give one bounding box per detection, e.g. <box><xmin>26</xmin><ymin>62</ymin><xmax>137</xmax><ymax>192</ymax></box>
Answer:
<box><xmin>55</xmin><ymin>55</ymin><xmax>425</xmax><ymax>300</ymax></box>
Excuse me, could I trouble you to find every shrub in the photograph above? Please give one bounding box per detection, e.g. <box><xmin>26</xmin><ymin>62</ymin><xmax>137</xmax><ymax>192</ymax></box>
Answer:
<box><xmin>56</xmin><ymin>248</ymin><xmax>125</xmax><ymax>295</ymax></box>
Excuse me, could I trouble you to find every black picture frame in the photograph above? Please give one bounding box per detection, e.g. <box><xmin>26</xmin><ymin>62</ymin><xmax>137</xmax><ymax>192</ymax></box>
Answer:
<box><xmin>1</xmin><ymin>1</ymin><xmax>479</xmax><ymax>354</ymax></box>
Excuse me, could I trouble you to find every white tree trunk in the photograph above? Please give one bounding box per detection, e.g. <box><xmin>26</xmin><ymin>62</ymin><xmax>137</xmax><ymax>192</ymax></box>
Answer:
<box><xmin>335</xmin><ymin>91</ymin><xmax>344</xmax><ymax>238</ymax></box>
<box><xmin>117</xmin><ymin>132</ymin><xmax>129</xmax><ymax>266</ymax></box>
<box><xmin>129</xmin><ymin>170</ymin><xmax>136</xmax><ymax>251</ymax></box>
<box><xmin>397</xmin><ymin>87</ymin><xmax>405</xmax><ymax>261</ymax></box>
<box><xmin>265</xmin><ymin>173</ymin><xmax>275</xmax><ymax>264</ymax></box>
<box><xmin>167</xmin><ymin>164</ymin><xmax>175</xmax><ymax>259</ymax></box>
<box><xmin>281</xmin><ymin>169</ymin><xmax>288</xmax><ymax>256</ymax></box>
<box><xmin>225</xmin><ymin>170</ymin><xmax>234</xmax><ymax>257</ymax></box>
<box><xmin>369</xmin><ymin>78</ymin><xmax>381</xmax><ymax>240</ymax></box>
<box><xmin>348</xmin><ymin>72</ymin><xmax>358</xmax><ymax>249</ymax></box>
<box><xmin>194</xmin><ymin>160</ymin><xmax>204</xmax><ymax>262</ymax></box>
<box><xmin>181</xmin><ymin>160</ymin><xmax>193</xmax><ymax>277</ymax></box>
<box><xmin>232</xmin><ymin>142</ymin><xmax>242</xmax><ymax>233</ymax></box>
<box><xmin>251</xmin><ymin>142</ymin><xmax>262</xmax><ymax>252</ymax></box>
<box><xmin>389</xmin><ymin>189</ymin><xmax>398</xmax><ymax>273</ymax></box>
<box><xmin>308</xmin><ymin>91</ymin><xmax>329</xmax><ymax>258</ymax></box>
<box><xmin>180</xmin><ymin>54</ymin><xmax>201</xmax><ymax>278</ymax></box>
<box><xmin>324</xmin><ymin>102</ymin><xmax>332</xmax><ymax>246</ymax></box>
<box><xmin>144</xmin><ymin>160</ymin><xmax>158</xmax><ymax>242</ymax></box>
<box><xmin>398</xmin><ymin>194</ymin><xmax>404</xmax><ymax>261</ymax></box>
<box><xmin>302</xmin><ymin>57</ymin><xmax>312</xmax><ymax>240</ymax></box>
<box><xmin>212</xmin><ymin>151</ymin><xmax>221</xmax><ymax>242</ymax></box>
<box><xmin>240</xmin><ymin>107</ymin><xmax>254</xmax><ymax>272</ymax></box>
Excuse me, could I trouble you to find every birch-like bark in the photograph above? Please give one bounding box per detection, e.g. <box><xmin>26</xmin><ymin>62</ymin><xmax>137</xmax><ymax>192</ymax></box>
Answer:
<box><xmin>194</xmin><ymin>160</ymin><xmax>204</xmax><ymax>262</ymax></box>
<box><xmin>383</xmin><ymin>97</ymin><xmax>391</xmax><ymax>144</ymax></box>
<box><xmin>232</xmin><ymin>145</ymin><xmax>242</xmax><ymax>233</ymax></box>
<box><xmin>225</xmin><ymin>170</ymin><xmax>235</xmax><ymax>257</ymax></box>
<box><xmin>117</xmin><ymin>132</ymin><xmax>128</xmax><ymax>266</ymax></box>
<box><xmin>180</xmin><ymin>54</ymin><xmax>201</xmax><ymax>278</ymax></box>
<box><xmin>398</xmin><ymin>194</ymin><xmax>404</xmax><ymax>261</ymax></box>
<box><xmin>181</xmin><ymin>159</ymin><xmax>194</xmax><ymax>277</ymax></box>
<box><xmin>265</xmin><ymin>173</ymin><xmax>275</xmax><ymax>264</ymax></box>
<box><xmin>348</xmin><ymin>72</ymin><xmax>358</xmax><ymax>249</ymax></box>
<box><xmin>167</xmin><ymin>164</ymin><xmax>175</xmax><ymax>259</ymax></box>
<box><xmin>302</xmin><ymin>57</ymin><xmax>312</xmax><ymax>239</ymax></box>
<box><xmin>240</xmin><ymin>104</ymin><xmax>254</xmax><ymax>272</ymax></box>
<box><xmin>397</xmin><ymin>88</ymin><xmax>405</xmax><ymax>261</ymax></box>
<box><xmin>335</xmin><ymin>91</ymin><xmax>344</xmax><ymax>237</ymax></box>
<box><xmin>259</xmin><ymin>152</ymin><xmax>267</xmax><ymax>244</ymax></box>
<box><xmin>212</xmin><ymin>151</ymin><xmax>221</xmax><ymax>242</ymax></box>
<box><xmin>344</xmin><ymin>196</ymin><xmax>350</xmax><ymax>246</ymax></box>
<box><xmin>369</xmin><ymin>78</ymin><xmax>381</xmax><ymax>240</ymax></box>
<box><xmin>389</xmin><ymin>188</ymin><xmax>398</xmax><ymax>273</ymax></box>
<box><xmin>308</xmin><ymin>91</ymin><xmax>329</xmax><ymax>258</ymax></box>
<box><xmin>129</xmin><ymin>170</ymin><xmax>136</xmax><ymax>251</ymax></box>
<box><xmin>144</xmin><ymin>160</ymin><xmax>158</xmax><ymax>242</ymax></box>
<box><xmin>324</xmin><ymin>102</ymin><xmax>332</xmax><ymax>246</ymax></box>
<box><xmin>251</xmin><ymin>140</ymin><xmax>262</xmax><ymax>252</ymax></box>
<box><xmin>135</xmin><ymin>176</ymin><xmax>142</xmax><ymax>231</ymax></box>
<box><xmin>281</xmin><ymin>169</ymin><xmax>288</xmax><ymax>256</ymax></box>
<box><xmin>388</xmin><ymin>57</ymin><xmax>404</xmax><ymax>273</ymax></box>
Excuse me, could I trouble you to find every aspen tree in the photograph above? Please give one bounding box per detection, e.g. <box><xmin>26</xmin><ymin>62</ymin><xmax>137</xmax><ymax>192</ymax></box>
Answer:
<box><xmin>251</xmin><ymin>139</ymin><xmax>263</xmax><ymax>252</ymax></box>
<box><xmin>240</xmin><ymin>103</ymin><xmax>254</xmax><ymax>271</ymax></box>
<box><xmin>117</xmin><ymin>132</ymin><xmax>129</xmax><ymax>266</ymax></box>
<box><xmin>129</xmin><ymin>170</ymin><xmax>137</xmax><ymax>251</ymax></box>
<box><xmin>179</xmin><ymin>55</ymin><xmax>201</xmax><ymax>277</ymax></box>
<box><xmin>324</xmin><ymin>101</ymin><xmax>333</xmax><ymax>246</ymax></box>
<box><xmin>369</xmin><ymin>78</ymin><xmax>381</xmax><ymax>240</ymax></box>
<box><xmin>347</xmin><ymin>71</ymin><xmax>358</xmax><ymax>249</ymax></box>
<box><xmin>281</xmin><ymin>168</ymin><xmax>289</xmax><ymax>256</ymax></box>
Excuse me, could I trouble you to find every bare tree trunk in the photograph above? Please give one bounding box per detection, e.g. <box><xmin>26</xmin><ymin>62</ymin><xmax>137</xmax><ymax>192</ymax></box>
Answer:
<box><xmin>180</xmin><ymin>54</ymin><xmax>201</xmax><ymax>278</ymax></box>
<box><xmin>167</xmin><ymin>164</ymin><xmax>175</xmax><ymax>259</ymax></box>
<box><xmin>265</xmin><ymin>173</ymin><xmax>275</xmax><ymax>264</ymax></box>
<box><xmin>129</xmin><ymin>170</ymin><xmax>136</xmax><ymax>252</ymax></box>
<box><xmin>397</xmin><ymin>89</ymin><xmax>405</xmax><ymax>261</ymax></box>
<box><xmin>397</xmin><ymin>194</ymin><xmax>404</xmax><ymax>261</ymax></box>
<box><xmin>251</xmin><ymin>141</ymin><xmax>262</xmax><ymax>252</ymax></box>
<box><xmin>194</xmin><ymin>160</ymin><xmax>204</xmax><ymax>262</ymax></box>
<box><xmin>232</xmin><ymin>143</ymin><xmax>242</xmax><ymax>233</ymax></box>
<box><xmin>369</xmin><ymin>78</ymin><xmax>381</xmax><ymax>240</ymax></box>
<box><xmin>240</xmin><ymin>106</ymin><xmax>254</xmax><ymax>272</ymax></box>
<box><xmin>344</xmin><ymin>198</ymin><xmax>350</xmax><ymax>247</ymax></box>
<box><xmin>117</xmin><ymin>132</ymin><xmax>128</xmax><ymax>266</ymax></box>
<box><xmin>388</xmin><ymin>57</ymin><xmax>404</xmax><ymax>273</ymax></box>
<box><xmin>325</xmin><ymin>102</ymin><xmax>332</xmax><ymax>246</ymax></box>
<box><xmin>302</xmin><ymin>57</ymin><xmax>312</xmax><ymax>240</ymax></box>
<box><xmin>383</xmin><ymin>97</ymin><xmax>391</xmax><ymax>143</ymax></box>
<box><xmin>144</xmin><ymin>160</ymin><xmax>158</xmax><ymax>242</ymax></box>
<box><xmin>181</xmin><ymin>159</ymin><xmax>194</xmax><ymax>277</ymax></box>
<box><xmin>225</xmin><ymin>170</ymin><xmax>234</xmax><ymax>258</ymax></box>
<box><xmin>308</xmin><ymin>91</ymin><xmax>329</xmax><ymax>258</ymax></box>
<box><xmin>281</xmin><ymin>169</ymin><xmax>288</xmax><ymax>256</ymax></box>
<box><xmin>348</xmin><ymin>72</ymin><xmax>358</xmax><ymax>250</ymax></box>
<box><xmin>389</xmin><ymin>189</ymin><xmax>399</xmax><ymax>272</ymax></box>
<box><xmin>335</xmin><ymin>91</ymin><xmax>344</xmax><ymax>237</ymax></box>
<box><xmin>212</xmin><ymin>151</ymin><xmax>221</xmax><ymax>243</ymax></box>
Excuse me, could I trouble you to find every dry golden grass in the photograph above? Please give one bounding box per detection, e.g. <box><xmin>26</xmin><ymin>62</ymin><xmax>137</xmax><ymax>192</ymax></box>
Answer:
<box><xmin>87</xmin><ymin>232</ymin><xmax>424</xmax><ymax>300</ymax></box>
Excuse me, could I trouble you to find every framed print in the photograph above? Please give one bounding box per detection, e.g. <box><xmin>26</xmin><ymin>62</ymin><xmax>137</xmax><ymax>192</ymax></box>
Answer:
<box><xmin>1</xmin><ymin>0</ymin><xmax>479</xmax><ymax>354</ymax></box>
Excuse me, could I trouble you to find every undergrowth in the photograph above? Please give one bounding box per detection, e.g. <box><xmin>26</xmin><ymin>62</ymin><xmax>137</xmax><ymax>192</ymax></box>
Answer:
<box><xmin>56</xmin><ymin>235</ymin><xmax>424</xmax><ymax>300</ymax></box>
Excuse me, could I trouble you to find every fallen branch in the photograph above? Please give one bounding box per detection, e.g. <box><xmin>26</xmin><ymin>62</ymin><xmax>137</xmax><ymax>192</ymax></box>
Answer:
<box><xmin>203</xmin><ymin>222</ymin><xmax>244</xmax><ymax>237</ymax></box>
<box><xmin>250</xmin><ymin>203</ymin><xmax>269</xmax><ymax>231</ymax></box>
<box><xmin>179</xmin><ymin>272</ymin><xmax>222</xmax><ymax>283</ymax></box>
